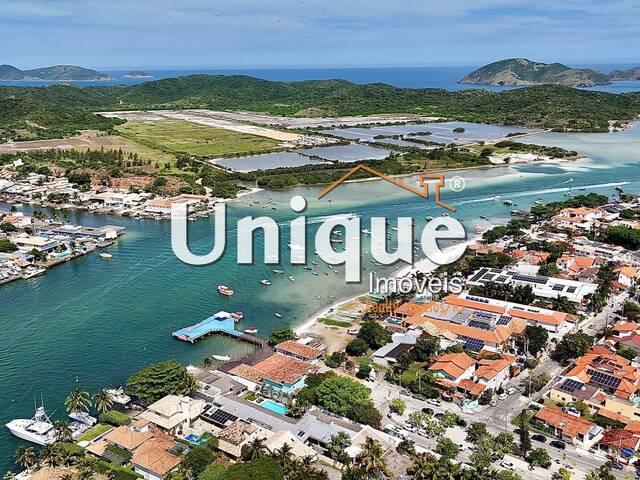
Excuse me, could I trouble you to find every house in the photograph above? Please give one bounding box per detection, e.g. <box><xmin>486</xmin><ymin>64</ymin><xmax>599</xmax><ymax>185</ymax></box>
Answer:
<box><xmin>275</xmin><ymin>340</ymin><xmax>323</xmax><ymax>361</ymax></box>
<box><xmin>1</xmin><ymin>213</ymin><xmax>31</xmax><ymax>227</ymax></box>
<box><xmin>429</xmin><ymin>352</ymin><xmax>476</xmax><ymax>386</ymax></box>
<box><xmin>617</xmin><ymin>266</ymin><xmax>638</xmax><ymax>288</ymax></box>
<box><xmin>372</xmin><ymin>331</ymin><xmax>420</xmax><ymax>367</ymax></box>
<box><xmin>145</xmin><ymin>194</ymin><xmax>208</xmax><ymax>215</ymax></box>
<box><xmin>131</xmin><ymin>436</ymin><xmax>181</xmax><ymax>480</ymax></box>
<box><xmin>265</xmin><ymin>430</ymin><xmax>318</xmax><ymax>459</ymax></box>
<box><xmin>138</xmin><ymin>395</ymin><xmax>206</xmax><ymax>434</ymax></box>
<box><xmin>8</xmin><ymin>233</ymin><xmax>60</xmax><ymax>253</ymax></box>
<box><xmin>473</xmin><ymin>354</ymin><xmax>514</xmax><ymax>391</ymax></box>
<box><xmin>598</xmin><ymin>429</ymin><xmax>640</xmax><ymax>464</ymax></box>
<box><xmin>217</xmin><ymin>420</ymin><xmax>266</xmax><ymax>458</ymax></box>
<box><xmin>534</xmin><ymin>407</ymin><xmax>603</xmax><ymax>448</ymax></box>
<box><xmin>229</xmin><ymin>353</ymin><xmax>314</xmax><ymax>396</ymax></box>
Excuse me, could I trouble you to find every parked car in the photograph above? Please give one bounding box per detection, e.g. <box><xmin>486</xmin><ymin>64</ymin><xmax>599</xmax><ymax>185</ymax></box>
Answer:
<box><xmin>550</xmin><ymin>440</ymin><xmax>566</xmax><ymax>450</ymax></box>
<box><xmin>606</xmin><ymin>461</ymin><xmax>624</xmax><ymax>471</ymax></box>
<box><xmin>514</xmin><ymin>428</ymin><xmax>522</xmax><ymax>436</ymax></box>
<box><xmin>532</xmin><ymin>434</ymin><xmax>546</xmax><ymax>443</ymax></box>
<box><xmin>490</xmin><ymin>400</ymin><xmax>498</xmax><ymax>407</ymax></box>
<box><xmin>506</xmin><ymin>387</ymin><xmax>516</xmax><ymax>395</ymax></box>
<box><xmin>422</xmin><ymin>407</ymin><xmax>434</xmax><ymax>415</ymax></box>
<box><xmin>500</xmin><ymin>460</ymin><xmax>515</xmax><ymax>470</ymax></box>
<box><xmin>498</xmin><ymin>393</ymin><xmax>508</xmax><ymax>401</ymax></box>
<box><xmin>427</xmin><ymin>398</ymin><xmax>441</xmax><ymax>406</ymax></box>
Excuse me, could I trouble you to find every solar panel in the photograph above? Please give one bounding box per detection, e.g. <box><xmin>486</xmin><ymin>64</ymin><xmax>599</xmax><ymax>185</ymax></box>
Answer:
<box><xmin>469</xmin><ymin>269</ymin><xmax>488</xmax><ymax>283</ymax></box>
<box><xmin>512</xmin><ymin>274</ymin><xmax>548</xmax><ymax>285</ymax></box>
<box><xmin>587</xmin><ymin>369</ymin><xmax>622</xmax><ymax>389</ymax></box>
<box><xmin>567</xmin><ymin>286</ymin><xmax>577</xmax><ymax>293</ymax></box>
<box><xmin>552</xmin><ymin>284</ymin><xmax>565</xmax><ymax>292</ymax></box>
<box><xmin>496</xmin><ymin>276</ymin><xmax>508</xmax><ymax>282</ymax></box>
<box><xmin>497</xmin><ymin>315</ymin><xmax>512</xmax><ymax>325</ymax></box>
<box><xmin>469</xmin><ymin>320</ymin><xmax>491</xmax><ymax>330</ymax></box>
<box><xmin>559</xmin><ymin>379</ymin><xmax>584</xmax><ymax>393</ymax></box>
<box><xmin>203</xmin><ymin>408</ymin><xmax>238</xmax><ymax>427</ymax></box>
<box><xmin>465</xmin><ymin>338</ymin><xmax>485</xmax><ymax>352</ymax></box>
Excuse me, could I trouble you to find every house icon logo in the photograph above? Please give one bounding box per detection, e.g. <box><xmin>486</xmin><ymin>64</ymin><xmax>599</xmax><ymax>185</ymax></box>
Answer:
<box><xmin>317</xmin><ymin>164</ymin><xmax>456</xmax><ymax>212</ymax></box>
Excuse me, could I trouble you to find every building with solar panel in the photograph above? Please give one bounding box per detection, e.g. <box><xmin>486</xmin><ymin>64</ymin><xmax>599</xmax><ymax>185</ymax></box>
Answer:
<box><xmin>548</xmin><ymin>348</ymin><xmax>640</xmax><ymax>424</ymax></box>
<box><xmin>467</xmin><ymin>266</ymin><xmax>598</xmax><ymax>303</ymax></box>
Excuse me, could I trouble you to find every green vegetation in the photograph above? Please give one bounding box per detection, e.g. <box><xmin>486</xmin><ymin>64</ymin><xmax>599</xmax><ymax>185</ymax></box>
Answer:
<box><xmin>99</xmin><ymin>409</ymin><xmax>132</xmax><ymax>427</ymax></box>
<box><xmin>125</xmin><ymin>359</ymin><xmax>197</xmax><ymax>404</ymax></box>
<box><xmin>76</xmin><ymin>423</ymin><xmax>112</xmax><ymax>442</ymax></box>
<box><xmin>357</xmin><ymin>320</ymin><xmax>391</xmax><ymax>350</ymax></box>
<box><xmin>319</xmin><ymin>317</ymin><xmax>351</xmax><ymax>327</ymax></box>
<box><xmin>601</xmin><ymin>225</ymin><xmax>640</xmax><ymax>250</ymax></box>
<box><xmin>492</xmin><ymin>140</ymin><xmax>578</xmax><ymax>158</ymax></box>
<box><xmin>0</xmin><ymin>239</ymin><xmax>17</xmax><ymax>253</ymax></box>
<box><xmin>268</xmin><ymin>327</ymin><xmax>295</xmax><ymax>345</ymax></box>
<box><xmin>2</xmin><ymin>75</ymin><xmax>640</xmax><ymax>141</ymax></box>
<box><xmin>530</xmin><ymin>193</ymin><xmax>609</xmax><ymax>219</ymax></box>
<box><xmin>346</xmin><ymin>338</ymin><xmax>369</xmax><ymax>356</ymax></box>
<box><xmin>116</xmin><ymin>120</ymin><xmax>280</xmax><ymax>157</ymax></box>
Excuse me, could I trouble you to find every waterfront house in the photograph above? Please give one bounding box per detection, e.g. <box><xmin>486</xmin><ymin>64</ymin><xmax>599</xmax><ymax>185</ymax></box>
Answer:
<box><xmin>8</xmin><ymin>233</ymin><xmax>60</xmax><ymax>253</ymax></box>
<box><xmin>216</xmin><ymin>419</ymin><xmax>266</xmax><ymax>458</ymax></box>
<box><xmin>131</xmin><ymin>436</ymin><xmax>181</xmax><ymax>480</ymax></box>
<box><xmin>138</xmin><ymin>395</ymin><xmax>206</xmax><ymax>434</ymax></box>
<box><xmin>274</xmin><ymin>340</ymin><xmax>323</xmax><ymax>361</ymax></box>
<box><xmin>534</xmin><ymin>407</ymin><xmax>603</xmax><ymax>449</ymax></box>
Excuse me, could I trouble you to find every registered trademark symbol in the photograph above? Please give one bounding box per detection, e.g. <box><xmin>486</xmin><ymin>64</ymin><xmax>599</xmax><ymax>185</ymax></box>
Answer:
<box><xmin>449</xmin><ymin>176</ymin><xmax>465</xmax><ymax>192</ymax></box>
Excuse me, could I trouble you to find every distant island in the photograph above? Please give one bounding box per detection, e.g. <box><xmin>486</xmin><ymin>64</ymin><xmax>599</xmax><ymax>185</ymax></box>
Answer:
<box><xmin>123</xmin><ymin>71</ymin><xmax>153</xmax><ymax>79</ymax></box>
<box><xmin>460</xmin><ymin>58</ymin><xmax>640</xmax><ymax>87</ymax></box>
<box><xmin>0</xmin><ymin>64</ymin><xmax>112</xmax><ymax>81</ymax></box>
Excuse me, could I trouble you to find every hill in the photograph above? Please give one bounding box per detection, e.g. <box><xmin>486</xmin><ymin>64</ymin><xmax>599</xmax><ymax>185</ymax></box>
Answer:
<box><xmin>460</xmin><ymin>58</ymin><xmax>611</xmax><ymax>87</ymax></box>
<box><xmin>1</xmin><ymin>74</ymin><xmax>640</xmax><ymax>141</ymax></box>
<box><xmin>609</xmin><ymin>66</ymin><xmax>640</xmax><ymax>81</ymax></box>
<box><xmin>0</xmin><ymin>64</ymin><xmax>112</xmax><ymax>81</ymax></box>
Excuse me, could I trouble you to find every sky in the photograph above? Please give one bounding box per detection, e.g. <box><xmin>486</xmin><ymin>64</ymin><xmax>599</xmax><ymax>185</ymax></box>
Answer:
<box><xmin>1</xmin><ymin>0</ymin><xmax>640</xmax><ymax>70</ymax></box>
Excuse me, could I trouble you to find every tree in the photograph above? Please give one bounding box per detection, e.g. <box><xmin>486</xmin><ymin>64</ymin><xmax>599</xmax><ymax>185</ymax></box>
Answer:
<box><xmin>198</xmin><ymin>463</ymin><xmax>227</xmax><ymax>480</ymax></box>
<box><xmin>623</xmin><ymin>301</ymin><xmax>640</xmax><ymax>321</ymax></box>
<box><xmin>529</xmin><ymin>372</ymin><xmax>551</xmax><ymax>394</ymax></box>
<box><xmin>269</xmin><ymin>327</ymin><xmax>295</xmax><ymax>345</ymax></box>
<box><xmin>413</xmin><ymin>336</ymin><xmax>439</xmax><ymax>361</ymax></box>
<box><xmin>525</xmin><ymin>325</ymin><xmax>549</xmax><ymax>356</ymax></box>
<box><xmin>39</xmin><ymin>444</ymin><xmax>63</xmax><ymax>468</ymax></box>
<box><xmin>126</xmin><ymin>360</ymin><xmax>191</xmax><ymax>404</ymax></box>
<box><xmin>552</xmin><ymin>467</ymin><xmax>573</xmax><ymax>480</ymax></box>
<box><xmin>0</xmin><ymin>239</ymin><xmax>18</xmax><ymax>253</ymax></box>
<box><xmin>356</xmin><ymin>437</ymin><xmax>390</xmax><ymax>479</ymax></box>
<box><xmin>224</xmin><ymin>457</ymin><xmax>284</xmax><ymax>480</ymax></box>
<box><xmin>435</xmin><ymin>437</ymin><xmax>460</xmax><ymax>460</ymax></box>
<box><xmin>552</xmin><ymin>296</ymin><xmax>576</xmax><ymax>314</ymax></box>
<box><xmin>327</xmin><ymin>432</ymin><xmax>351</xmax><ymax>465</ymax></box>
<box><xmin>357</xmin><ymin>320</ymin><xmax>391</xmax><ymax>349</ymax></box>
<box><xmin>324</xmin><ymin>351</ymin><xmax>345</xmax><ymax>368</ymax></box>
<box><xmin>14</xmin><ymin>446</ymin><xmax>36</xmax><ymax>471</ymax></box>
<box><xmin>527</xmin><ymin>447</ymin><xmax>551</xmax><ymax>468</ymax></box>
<box><xmin>390</xmin><ymin>398</ymin><xmax>406</xmax><ymax>415</ymax></box>
<box><xmin>556</xmin><ymin>332</ymin><xmax>594</xmax><ymax>360</ymax></box>
<box><xmin>271</xmin><ymin>442</ymin><xmax>294</xmax><ymax>472</ymax></box>
<box><xmin>242</xmin><ymin>437</ymin><xmax>268</xmax><ymax>461</ymax></box>
<box><xmin>93</xmin><ymin>388</ymin><xmax>114</xmax><ymax>414</ymax></box>
<box><xmin>346</xmin><ymin>338</ymin><xmax>369</xmax><ymax>356</ymax></box>
<box><xmin>202</xmin><ymin>357</ymin><xmax>213</xmax><ymax>370</ymax></box>
<box><xmin>356</xmin><ymin>360</ymin><xmax>372</xmax><ymax>379</ymax></box>
<box><xmin>182</xmin><ymin>445</ymin><xmax>216</xmax><ymax>474</ymax></box>
<box><xmin>64</xmin><ymin>388</ymin><xmax>90</xmax><ymax>413</ymax></box>
<box><xmin>518</xmin><ymin>412</ymin><xmax>532</xmax><ymax>456</ymax></box>
<box><xmin>466</xmin><ymin>422</ymin><xmax>490</xmax><ymax>444</ymax></box>
<box><xmin>585</xmin><ymin>465</ymin><xmax>616</xmax><ymax>480</ymax></box>
<box><xmin>479</xmin><ymin>388</ymin><xmax>494</xmax><ymax>406</ymax></box>
<box><xmin>54</xmin><ymin>419</ymin><xmax>73</xmax><ymax>443</ymax></box>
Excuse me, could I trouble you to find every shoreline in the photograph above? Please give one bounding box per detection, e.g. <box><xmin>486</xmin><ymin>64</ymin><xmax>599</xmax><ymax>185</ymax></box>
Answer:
<box><xmin>294</xmin><ymin>235</ymin><xmax>480</xmax><ymax>337</ymax></box>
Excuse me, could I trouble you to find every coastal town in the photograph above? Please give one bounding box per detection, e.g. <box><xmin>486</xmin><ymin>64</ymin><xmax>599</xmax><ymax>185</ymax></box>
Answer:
<box><xmin>5</xmin><ymin>183</ymin><xmax>640</xmax><ymax>480</ymax></box>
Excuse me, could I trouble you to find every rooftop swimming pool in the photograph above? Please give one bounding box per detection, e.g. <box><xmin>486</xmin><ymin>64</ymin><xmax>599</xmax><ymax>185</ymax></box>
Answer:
<box><xmin>259</xmin><ymin>399</ymin><xmax>288</xmax><ymax>415</ymax></box>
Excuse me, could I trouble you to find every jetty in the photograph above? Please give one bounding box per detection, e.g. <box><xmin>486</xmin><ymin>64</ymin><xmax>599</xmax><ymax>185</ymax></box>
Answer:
<box><xmin>172</xmin><ymin>311</ymin><xmax>267</xmax><ymax>347</ymax></box>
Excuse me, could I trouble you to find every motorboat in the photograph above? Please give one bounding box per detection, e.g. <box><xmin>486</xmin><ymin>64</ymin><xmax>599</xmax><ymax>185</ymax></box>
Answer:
<box><xmin>231</xmin><ymin>311</ymin><xmax>244</xmax><ymax>320</ymax></box>
<box><xmin>503</xmin><ymin>199</ymin><xmax>513</xmax><ymax>206</ymax></box>
<box><xmin>425</xmin><ymin>216</ymin><xmax>434</xmax><ymax>221</ymax></box>
<box><xmin>22</xmin><ymin>267</ymin><xmax>46</xmax><ymax>279</ymax></box>
<box><xmin>244</xmin><ymin>327</ymin><xmax>258</xmax><ymax>334</ymax></box>
<box><xmin>274</xmin><ymin>313</ymin><xmax>282</xmax><ymax>318</ymax></box>
<box><xmin>273</xmin><ymin>269</ymin><xmax>284</xmax><ymax>274</ymax></box>
<box><xmin>6</xmin><ymin>404</ymin><xmax>56</xmax><ymax>446</ymax></box>
<box><xmin>491</xmin><ymin>195</ymin><xmax>501</xmax><ymax>201</ymax></box>
<box><xmin>212</xmin><ymin>354</ymin><xmax>231</xmax><ymax>361</ymax></box>
<box><xmin>217</xmin><ymin>285</ymin><xmax>234</xmax><ymax>296</ymax></box>
<box><xmin>99</xmin><ymin>253</ymin><xmax>113</xmax><ymax>259</ymax></box>
<box><xmin>260</xmin><ymin>279</ymin><xmax>272</xmax><ymax>286</ymax></box>
<box><xmin>288</xmin><ymin>276</ymin><xmax>296</xmax><ymax>282</ymax></box>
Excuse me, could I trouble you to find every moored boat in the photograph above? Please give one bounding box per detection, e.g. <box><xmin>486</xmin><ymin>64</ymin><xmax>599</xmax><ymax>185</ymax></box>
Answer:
<box><xmin>260</xmin><ymin>279</ymin><xmax>272</xmax><ymax>286</ymax></box>
<box><xmin>217</xmin><ymin>285</ymin><xmax>234</xmax><ymax>296</ymax></box>
<box><xmin>274</xmin><ymin>312</ymin><xmax>282</xmax><ymax>318</ymax></box>
<box><xmin>273</xmin><ymin>269</ymin><xmax>284</xmax><ymax>274</ymax></box>
<box><xmin>212</xmin><ymin>354</ymin><xmax>231</xmax><ymax>361</ymax></box>
<box><xmin>6</xmin><ymin>404</ymin><xmax>56</xmax><ymax>446</ymax></box>
<box><xmin>99</xmin><ymin>253</ymin><xmax>113</xmax><ymax>259</ymax></box>
<box><xmin>244</xmin><ymin>327</ymin><xmax>258</xmax><ymax>334</ymax></box>
<box><xmin>288</xmin><ymin>276</ymin><xmax>296</xmax><ymax>282</ymax></box>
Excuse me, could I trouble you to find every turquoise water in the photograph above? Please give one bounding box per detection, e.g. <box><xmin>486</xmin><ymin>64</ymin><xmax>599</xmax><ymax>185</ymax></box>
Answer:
<box><xmin>259</xmin><ymin>399</ymin><xmax>289</xmax><ymax>415</ymax></box>
<box><xmin>2</xmin><ymin>124</ymin><xmax>640</xmax><ymax>472</ymax></box>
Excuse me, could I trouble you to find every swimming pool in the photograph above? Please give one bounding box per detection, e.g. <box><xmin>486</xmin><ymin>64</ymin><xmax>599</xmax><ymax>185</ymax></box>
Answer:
<box><xmin>259</xmin><ymin>399</ymin><xmax>288</xmax><ymax>415</ymax></box>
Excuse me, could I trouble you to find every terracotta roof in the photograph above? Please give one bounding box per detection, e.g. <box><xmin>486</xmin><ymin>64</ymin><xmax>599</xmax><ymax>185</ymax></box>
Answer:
<box><xmin>443</xmin><ymin>294</ymin><xmax>506</xmax><ymax>314</ymax></box>
<box><xmin>458</xmin><ymin>379</ymin><xmax>486</xmax><ymax>396</ymax></box>
<box><xmin>599</xmin><ymin>429</ymin><xmax>640</xmax><ymax>451</ymax></box>
<box><xmin>618</xmin><ymin>266</ymin><xmax>638</xmax><ymax>278</ymax></box>
<box><xmin>509</xmin><ymin>308</ymin><xmax>568</xmax><ymax>326</ymax></box>
<box><xmin>414</xmin><ymin>317</ymin><xmax>525</xmax><ymax>345</ymax></box>
<box><xmin>475</xmin><ymin>357</ymin><xmax>512</xmax><ymax>380</ymax></box>
<box><xmin>429</xmin><ymin>352</ymin><xmax>475</xmax><ymax>380</ymax></box>
<box><xmin>575</xmin><ymin>256</ymin><xmax>596</xmax><ymax>268</ymax></box>
<box><xmin>131</xmin><ymin>437</ymin><xmax>180</xmax><ymax>476</ymax></box>
<box><xmin>613</xmin><ymin>322</ymin><xmax>640</xmax><ymax>333</ymax></box>
<box><xmin>104</xmin><ymin>425</ymin><xmax>154</xmax><ymax>451</ymax></box>
<box><xmin>218</xmin><ymin>420</ymin><xmax>258</xmax><ymax>446</ymax></box>
<box><xmin>597</xmin><ymin>408</ymin><xmax>630</xmax><ymax>424</ymax></box>
<box><xmin>275</xmin><ymin>340</ymin><xmax>323</xmax><ymax>360</ymax></box>
<box><xmin>254</xmin><ymin>353</ymin><xmax>312</xmax><ymax>385</ymax></box>
<box><xmin>535</xmin><ymin>407</ymin><xmax>595</xmax><ymax>438</ymax></box>
<box><xmin>229</xmin><ymin>364</ymin><xmax>265</xmax><ymax>383</ymax></box>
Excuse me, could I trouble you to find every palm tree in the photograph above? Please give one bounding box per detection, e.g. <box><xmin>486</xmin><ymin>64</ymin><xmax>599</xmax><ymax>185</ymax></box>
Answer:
<box><xmin>273</xmin><ymin>442</ymin><xmax>294</xmax><ymax>472</ymax></box>
<box><xmin>202</xmin><ymin>357</ymin><xmax>213</xmax><ymax>370</ymax></box>
<box><xmin>54</xmin><ymin>419</ymin><xmax>73</xmax><ymax>443</ymax></box>
<box><xmin>39</xmin><ymin>444</ymin><xmax>63</xmax><ymax>467</ymax></box>
<box><xmin>327</xmin><ymin>432</ymin><xmax>351</xmax><ymax>464</ymax></box>
<box><xmin>64</xmin><ymin>388</ymin><xmax>91</xmax><ymax>413</ymax></box>
<box><xmin>242</xmin><ymin>437</ymin><xmax>268</xmax><ymax>460</ymax></box>
<box><xmin>93</xmin><ymin>388</ymin><xmax>114</xmax><ymax>414</ymax></box>
<box><xmin>357</xmin><ymin>437</ymin><xmax>390</xmax><ymax>478</ymax></box>
<box><xmin>181</xmin><ymin>372</ymin><xmax>199</xmax><ymax>395</ymax></box>
<box><xmin>14</xmin><ymin>446</ymin><xmax>36</xmax><ymax>471</ymax></box>
<box><xmin>76</xmin><ymin>456</ymin><xmax>97</xmax><ymax>478</ymax></box>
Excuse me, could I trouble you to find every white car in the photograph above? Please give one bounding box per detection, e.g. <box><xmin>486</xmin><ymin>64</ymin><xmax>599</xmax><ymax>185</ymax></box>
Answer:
<box><xmin>427</xmin><ymin>398</ymin><xmax>441</xmax><ymax>406</ymax></box>
<box><xmin>506</xmin><ymin>387</ymin><xmax>516</xmax><ymax>395</ymax></box>
<box><xmin>498</xmin><ymin>393</ymin><xmax>508</xmax><ymax>401</ymax></box>
<box><xmin>500</xmin><ymin>461</ymin><xmax>515</xmax><ymax>470</ymax></box>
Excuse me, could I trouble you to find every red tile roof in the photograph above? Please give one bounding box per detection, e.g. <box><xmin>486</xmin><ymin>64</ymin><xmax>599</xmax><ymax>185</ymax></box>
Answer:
<box><xmin>535</xmin><ymin>407</ymin><xmax>595</xmax><ymax>438</ymax></box>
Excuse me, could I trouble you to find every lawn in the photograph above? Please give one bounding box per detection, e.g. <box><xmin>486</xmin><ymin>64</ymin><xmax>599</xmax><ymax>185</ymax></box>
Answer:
<box><xmin>320</xmin><ymin>318</ymin><xmax>352</xmax><ymax>328</ymax></box>
<box><xmin>115</xmin><ymin>120</ymin><xmax>281</xmax><ymax>157</ymax></box>
<box><xmin>77</xmin><ymin>423</ymin><xmax>112</xmax><ymax>442</ymax></box>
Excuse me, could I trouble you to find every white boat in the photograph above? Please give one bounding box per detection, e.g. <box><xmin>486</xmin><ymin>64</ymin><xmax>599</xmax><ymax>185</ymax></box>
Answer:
<box><xmin>288</xmin><ymin>276</ymin><xmax>296</xmax><ymax>282</ymax></box>
<box><xmin>274</xmin><ymin>312</ymin><xmax>282</xmax><ymax>318</ymax></box>
<box><xmin>212</xmin><ymin>354</ymin><xmax>231</xmax><ymax>361</ymax></box>
<box><xmin>6</xmin><ymin>404</ymin><xmax>56</xmax><ymax>446</ymax></box>
<box><xmin>217</xmin><ymin>285</ymin><xmax>234</xmax><ymax>296</ymax></box>
<box><xmin>441</xmin><ymin>212</ymin><xmax>449</xmax><ymax>217</ymax></box>
<box><xmin>105</xmin><ymin>387</ymin><xmax>131</xmax><ymax>406</ymax></box>
<box><xmin>99</xmin><ymin>253</ymin><xmax>113</xmax><ymax>259</ymax></box>
<box><xmin>473</xmin><ymin>224</ymin><xmax>487</xmax><ymax>234</ymax></box>
<box><xmin>260</xmin><ymin>279</ymin><xmax>272</xmax><ymax>286</ymax></box>
<box><xmin>425</xmin><ymin>216</ymin><xmax>434</xmax><ymax>221</ymax></box>
<box><xmin>244</xmin><ymin>327</ymin><xmax>258</xmax><ymax>334</ymax></box>
<box><xmin>503</xmin><ymin>199</ymin><xmax>513</xmax><ymax>206</ymax></box>
<box><xmin>22</xmin><ymin>267</ymin><xmax>46</xmax><ymax>279</ymax></box>
<box><xmin>273</xmin><ymin>269</ymin><xmax>284</xmax><ymax>274</ymax></box>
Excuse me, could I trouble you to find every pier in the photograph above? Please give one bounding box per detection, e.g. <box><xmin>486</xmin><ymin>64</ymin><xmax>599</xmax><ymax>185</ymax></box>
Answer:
<box><xmin>172</xmin><ymin>311</ymin><xmax>267</xmax><ymax>347</ymax></box>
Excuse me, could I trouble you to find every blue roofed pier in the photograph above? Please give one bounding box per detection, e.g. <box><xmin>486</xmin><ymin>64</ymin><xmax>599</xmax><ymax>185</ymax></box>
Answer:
<box><xmin>172</xmin><ymin>311</ymin><xmax>266</xmax><ymax>347</ymax></box>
